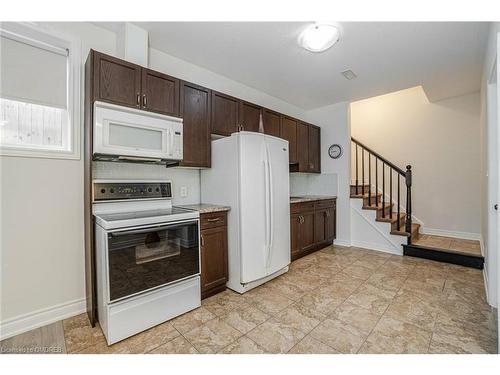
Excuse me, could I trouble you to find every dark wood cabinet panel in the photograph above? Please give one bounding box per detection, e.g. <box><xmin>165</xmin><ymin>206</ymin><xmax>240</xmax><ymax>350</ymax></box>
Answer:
<box><xmin>308</xmin><ymin>125</ymin><xmax>321</xmax><ymax>173</ymax></box>
<box><xmin>314</xmin><ymin>210</ymin><xmax>327</xmax><ymax>244</ymax></box>
<box><xmin>326</xmin><ymin>205</ymin><xmax>336</xmax><ymax>241</ymax></box>
<box><xmin>179</xmin><ymin>81</ymin><xmax>211</xmax><ymax>168</ymax></box>
<box><xmin>200</xmin><ymin>211</ymin><xmax>228</xmax><ymax>299</ymax></box>
<box><xmin>290</xmin><ymin>213</ymin><xmax>301</xmax><ymax>260</ymax></box>
<box><xmin>280</xmin><ymin>116</ymin><xmax>298</xmax><ymax>164</ymax></box>
<box><xmin>239</xmin><ymin>101</ymin><xmax>262</xmax><ymax>133</ymax></box>
<box><xmin>211</xmin><ymin>91</ymin><xmax>239</xmax><ymax>136</ymax></box>
<box><xmin>297</xmin><ymin>122</ymin><xmax>309</xmax><ymax>172</ymax></box>
<box><xmin>93</xmin><ymin>51</ymin><xmax>141</xmax><ymax>108</ymax></box>
<box><xmin>141</xmin><ymin>69</ymin><xmax>179</xmax><ymax>116</ymax></box>
<box><xmin>299</xmin><ymin>210</ymin><xmax>315</xmax><ymax>252</ymax></box>
<box><xmin>263</xmin><ymin>109</ymin><xmax>281</xmax><ymax>138</ymax></box>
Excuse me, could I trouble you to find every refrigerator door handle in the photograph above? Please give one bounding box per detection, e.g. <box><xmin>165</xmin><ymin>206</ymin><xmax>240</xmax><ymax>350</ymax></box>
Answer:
<box><xmin>266</xmin><ymin>144</ymin><xmax>274</xmax><ymax>269</ymax></box>
<box><xmin>263</xmin><ymin>157</ymin><xmax>271</xmax><ymax>266</ymax></box>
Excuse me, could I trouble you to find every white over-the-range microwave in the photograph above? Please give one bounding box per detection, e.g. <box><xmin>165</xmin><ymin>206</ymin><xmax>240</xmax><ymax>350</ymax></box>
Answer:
<box><xmin>93</xmin><ymin>101</ymin><xmax>183</xmax><ymax>165</ymax></box>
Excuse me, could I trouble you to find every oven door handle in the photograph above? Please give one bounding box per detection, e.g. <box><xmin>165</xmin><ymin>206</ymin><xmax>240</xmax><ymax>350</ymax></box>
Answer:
<box><xmin>109</xmin><ymin>225</ymin><xmax>175</xmax><ymax>237</ymax></box>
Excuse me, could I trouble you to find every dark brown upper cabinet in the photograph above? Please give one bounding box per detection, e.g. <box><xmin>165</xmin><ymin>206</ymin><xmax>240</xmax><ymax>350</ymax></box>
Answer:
<box><xmin>179</xmin><ymin>81</ymin><xmax>211</xmax><ymax>168</ymax></box>
<box><xmin>263</xmin><ymin>108</ymin><xmax>281</xmax><ymax>138</ymax></box>
<box><xmin>297</xmin><ymin>121</ymin><xmax>309</xmax><ymax>172</ymax></box>
<box><xmin>141</xmin><ymin>68</ymin><xmax>179</xmax><ymax>116</ymax></box>
<box><xmin>308</xmin><ymin>125</ymin><xmax>321</xmax><ymax>173</ymax></box>
<box><xmin>93</xmin><ymin>51</ymin><xmax>142</xmax><ymax>109</ymax></box>
<box><xmin>211</xmin><ymin>91</ymin><xmax>239</xmax><ymax>136</ymax></box>
<box><xmin>239</xmin><ymin>101</ymin><xmax>262</xmax><ymax>133</ymax></box>
<box><xmin>280</xmin><ymin>116</ymin><xmax>298</xmax><ymax>164</ymax></box>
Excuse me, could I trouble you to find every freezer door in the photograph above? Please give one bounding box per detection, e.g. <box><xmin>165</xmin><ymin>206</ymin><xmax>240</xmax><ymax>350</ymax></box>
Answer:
<box><xmin>265</xmin><ymin>135</ymin><xmax>291</xmax><ymax>274</ymax></box>
<box><xmin>238</xmin><ymin>133</ymin><xmax>269</xmax><ymax>283</ymax></box>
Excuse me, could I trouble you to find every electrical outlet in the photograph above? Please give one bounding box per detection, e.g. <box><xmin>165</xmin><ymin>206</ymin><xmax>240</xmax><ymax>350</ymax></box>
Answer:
<box><xmin>180</xmin><ymin>186</ymin><xmax>188</xmax><ymax>198</ymax></box>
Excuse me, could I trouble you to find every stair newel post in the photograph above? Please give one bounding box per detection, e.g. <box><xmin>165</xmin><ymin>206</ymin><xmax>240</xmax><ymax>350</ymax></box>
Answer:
<box><xmin>382</xmin><ymin>162</ymin><xmax>386</xmax><ymax>218</ymax></box>
<box><xmin>355</xmin><ymin>143</ymin><xmax>359</xmax><ymax>195</ymax></box>
<box><xmin>368</xmin><ymin>153</ymin><xmax>372</xmax><ymax>206</ymax></box>
<box><xmin>361</xmin><ymin>149</ymin><xmax>365</xmax><ymax>196</ymax></box>
<box><xmin>405</xmin><ymin>165</ymin><xmax>412</xmax><ymax>244</ymax></box>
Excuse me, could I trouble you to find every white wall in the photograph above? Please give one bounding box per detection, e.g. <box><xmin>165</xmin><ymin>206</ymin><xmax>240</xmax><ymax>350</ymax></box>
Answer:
<box><xmin>350</xmin><ymin>86</ymin><xmax>481</xmax><ymax>239</ymax></box>
<box><xmin>479</xmin><ymin>22</ymin><xmax>500</xmax><ymax>309</ymax></box>
<box><xmin>305</xmin><ymin>102</ymin><xmax>351</xmax><ymax>246</ymax></box>
<box><xmin>0</xmin><ymin>22</ymin><xmax>117</xmax><ymax>338</ymax></box>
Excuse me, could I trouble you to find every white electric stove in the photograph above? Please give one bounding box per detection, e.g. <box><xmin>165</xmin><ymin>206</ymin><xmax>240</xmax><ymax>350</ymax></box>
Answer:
<box><xmin>93</xmin><ymin>180</ymin><xmax>201</xmax><ymax>345</ymax></box>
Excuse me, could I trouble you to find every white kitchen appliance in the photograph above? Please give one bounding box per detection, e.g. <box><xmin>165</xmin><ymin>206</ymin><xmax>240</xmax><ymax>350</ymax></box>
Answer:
<box><xmin>201</xmin><ymin>131</ymin><xmax>290</xmax><ymax>293</ymax></box>
<box><xmin>93</xmin><ymin>180</ymin><xmax>200</xmax><ymax>345</ymax></box>
<box><xmin>93</xmin><ymin>101</ymin><xmax>183</xmax><ymax>164</ymax></box>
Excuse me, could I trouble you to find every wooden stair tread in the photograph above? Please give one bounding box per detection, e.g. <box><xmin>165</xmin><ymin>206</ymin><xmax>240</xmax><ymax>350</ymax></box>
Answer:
<box><xmin>390</xmin><ymin>223</ymin><xmax>420</xmax><ymax>237</ymax></box>
<box><xmin>363</xmin><ymin>202</ymin><xmax>392</xmax><ymax>210</ymax></box>
<box><xmin>350</xmin><ymin>192</ymin><xmax>382</xmax><ymax>199</ymax></box>
<box><xmin>376</xmin><ymin>212</ymin><xmax>405</xmax><ymax>223</ymax></box>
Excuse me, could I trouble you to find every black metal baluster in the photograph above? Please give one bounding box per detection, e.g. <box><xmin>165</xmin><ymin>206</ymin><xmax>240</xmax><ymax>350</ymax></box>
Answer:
<box><xmin>382</xmin><ymin>162</ymin><xmax>385</xmax><ymax>218</ymax></box>
<box><xmin>355</xmin><ymin>143</ymin><xmax>359</xmax><ymax>195</ymax></box>
<box><xmin>375</xmin><ymin>157</ymin><xmax>378</xmax><ymax>206</ymax></box>
<box><xmin>362</xmin><ymin>149</ymin><xmax>365</xmax><ymax>196</ymax></box>
<box><xmin>368</xmin><ymin>153</ymin><xmax>372</xmax><ymax>206</ymax></box>
<box><xmin>397</xmin><ymin>175</ymin><xmax>401</xmax><ymax>231</ymax></box>
<box><xmin>390</xmin><ymin>169</ymin><xmax>393</xmax><ymax>221</ymax></box>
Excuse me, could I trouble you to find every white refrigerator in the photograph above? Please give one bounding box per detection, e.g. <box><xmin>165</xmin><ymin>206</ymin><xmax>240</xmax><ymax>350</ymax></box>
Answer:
<box><xmin>201</xmin><ymin>131</ymin><xmax>291</xmax><ymax>293</ymax></box>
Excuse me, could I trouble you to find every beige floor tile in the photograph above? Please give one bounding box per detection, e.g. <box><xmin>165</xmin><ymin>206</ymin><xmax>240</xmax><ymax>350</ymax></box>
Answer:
<box><xmin>246</xmin><ymin>318</ymin><xmax>305</xmax><ymax>353</ymax></box>
<box><xmin>384</xmin><ymin>290</ymin><xmax>438</xmax><ymax>331</ymax></box>
<box><xmin>183</xmin><ymin>317</ymin><xmax>242</xmax><ymax>354</ymax></box>
<box><xmin>343</xmin><ymin>263</ymin><xmax>376</xmax><ymax>280</ymax></box>
<box><xmin>274</xmin><ymin>302</ymin><xmax>326</xmax><ymax>334</ymax></box>
<box><xmin>202</xmin><ymin>290</ymin><xmax>246</xmax><ymax>316</ymax></box>
<box><xmin>358</xmin><ymin>316</ymin><xmax>432</xmax><ymax>354</ymax></box>
<box><xmin>298</xmin><ymin>290</ymin><xmax>346</xmax><ymax>315</ymax></box>
<box><xmin>218</xmin><ymin>336</ymin><xmax>266</xmax><ymax>354</ymax></box>
<box><xmin>400</xmin><ymin>277</ymin><xmax>446</xmax><ymax>301</ymax></box>
<box><xmin>443</xmin><ymin>278</ymin><xmax>487</xmax><ymax>305</ymax></box>
<box><xmin>62</xmin><ymin>313</ymin><xmax>107</xmax><ymax>353</ymax></box>
<box><xmin>365</xmin><ymin>271</ymin><xmax>407</xmax><ymax>294</ymax></box>
<box><xmin>148</xmin><ymin>336</ymin><xmax>198</xmax><ymax>354</ymax></box>
<box><xmin>288</xmin><ymin>335</ymin><xmax>339</xmax><ymax>354</ymax></box>
<box><xmin>346</xmin><ymin>284</ymin><xmax>393</xmax><ymax>315</ymax></box>
<box><xmin>221</xmin><ymin>303</ymin><xmax>270</xmax><ymax>334</ymax></box>
<box><xmin>247</xmin><ymin>290</ymin><xmax>295</xmax><ymax>316</ymax></box>
<box><xmin>265</xmin><ymin>277</ymin><xmax>308</xmax><ymax>300</ymax></box>
<box><xmin>329</xmin><ymin>301</ymin><xmax>381</xmax><ymax>336</ymax></box>
<box><xmin>310</xmin><ymin>318</ymin><xmax>366</xmax><ymax>354</ymax></box>
<box><xmin>171</xmin><ymin>307</ymin><xmax>216</xmax><ymax>334</ymax></box>
<box><xmin>351</xmin><ymin>257</ymin><xmax>387</xmax><ymax>271</ymax></box>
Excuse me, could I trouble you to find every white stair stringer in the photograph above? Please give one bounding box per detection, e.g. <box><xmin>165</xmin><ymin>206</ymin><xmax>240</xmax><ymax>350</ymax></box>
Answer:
<box><xmin>350</xmin><ymin>198</ymin><xmax>406</xmax><ymax>255</ymax></box>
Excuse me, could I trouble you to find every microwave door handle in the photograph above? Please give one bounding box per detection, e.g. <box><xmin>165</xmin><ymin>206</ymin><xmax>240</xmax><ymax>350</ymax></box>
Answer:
<box><xmin>110</xmin><ymin>225</ymin><xmax>176</xmax><ymax>237</ymax></box>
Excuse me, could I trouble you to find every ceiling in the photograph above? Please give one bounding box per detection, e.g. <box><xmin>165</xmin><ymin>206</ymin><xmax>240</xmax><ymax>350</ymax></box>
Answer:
<box><xmin>95</xmin><ymin>22</ymin><xmax>489</xmax><ymax>110</ymax></box>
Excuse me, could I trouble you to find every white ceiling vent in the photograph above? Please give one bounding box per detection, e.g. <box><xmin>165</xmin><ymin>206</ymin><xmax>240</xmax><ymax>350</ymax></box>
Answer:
<box><xmin>341</xmin><ymin>70</ymin><xmax>357</xmax><ymax>80</ymax></box>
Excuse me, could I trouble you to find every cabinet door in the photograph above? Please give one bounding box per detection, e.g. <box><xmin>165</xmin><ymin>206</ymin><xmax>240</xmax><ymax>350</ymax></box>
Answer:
<box><xmin>141</xmin><ymin>68</ymin><xmax>179</xmax><ymax>116</ymax></box>
<box><xmin>290</xmin><ymin>213</ymin><xmax>301</xmax><ymax>260</ymax></box>
<box><xmin>308</xmin><ymin>125</ymin><xmax>321</xmax><ymax>173</ymax></box>
<box><xmin>211</xmin><ymin>91</ymin><xmax>239</xmax><ymax>136</ymax></box>
<box><xmin>263</xmin><ymin>109</ymin><xmax>281</xmax><ymax>138</ymax></box>
<box><xmin>314</xmin><ymin>209</ymin><xmax>327</xmax><ymax>244</ymax></box>
<box><xmin>326</xmin><ymin>204</ymin><xmax>336</xmax><ymax>241</ymax></box>
<box><xmin>93</xmin><ymin>51</ymin><xmax>141</xmax><ymax>108</ymax></box>
<box><xmin>200</xmin><ymin>226</ymin><xmax>228</xmax><ymax>298</ymax></box>
<box><xmin>299</xmin><ymin>210</ymin><xmax>315</xmax><ymax>252</ymax></box>
<box><xmin>280</xmin><ymin>116</ymin><xmax>298</xmax><ymax>164</ymax></box>
<box><xmin>180</xmin><ymin>81</ymin><xmax>211</xmax><ymax>168</ymax></box>
<box><xmin>239</xmin><ymin>101</ymin><xmax>262</xmax><ymax>132</ymax></box>
<box><xmin>297</xmin><ymin>122</ymin><xmax>309</xmax><ymax>172</ymax></box>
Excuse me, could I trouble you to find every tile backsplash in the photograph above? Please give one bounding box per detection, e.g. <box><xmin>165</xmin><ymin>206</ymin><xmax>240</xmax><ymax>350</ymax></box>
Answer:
<box><xmin>93</xmin><ymin>162</ymin><xmax>201</xmax><ymax>205</ymax></box>
<box><xmin>290</xmin><ymin>173</ymin><xmax>338</xmax><ymax>197</ymax></box>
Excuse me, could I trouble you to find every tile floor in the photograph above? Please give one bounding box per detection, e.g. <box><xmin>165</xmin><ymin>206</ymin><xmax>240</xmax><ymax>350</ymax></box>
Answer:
<box><xmin>1</xmin><ymin>245</ymin><xmax>497</xmax><ymax>354</ymax></box>
<box><xmin>413</xmin><ymin>235</ymin><xmax>482</xmax><ymax>257</ymax></box>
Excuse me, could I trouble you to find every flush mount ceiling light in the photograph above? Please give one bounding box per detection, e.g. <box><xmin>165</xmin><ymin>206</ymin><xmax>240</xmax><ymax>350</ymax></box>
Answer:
<box><xmin>299</xmin><ymin>22</ymin><xmax>341</xmax><ymax>53</ymax></box>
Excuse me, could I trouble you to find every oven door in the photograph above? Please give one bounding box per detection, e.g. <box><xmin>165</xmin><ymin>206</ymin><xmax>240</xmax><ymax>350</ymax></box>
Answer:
<box><xmin>106</xmin><ymin>219</ymin><xmax>199</xmax><ymax>302</ymax></box>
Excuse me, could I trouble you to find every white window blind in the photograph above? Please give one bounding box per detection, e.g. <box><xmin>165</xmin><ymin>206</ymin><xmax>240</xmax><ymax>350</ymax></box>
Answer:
<box><xmin>0</xmin><ymin>26</ymin><xmax>78</xmax><ymax>157</ymax></box>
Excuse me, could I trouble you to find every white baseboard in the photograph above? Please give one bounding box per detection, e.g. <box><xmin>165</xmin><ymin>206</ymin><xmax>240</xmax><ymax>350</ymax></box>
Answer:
<box><xmin>350</xmin><ymin>240</ymin><xmax>402</xmax><ymax>256</ymax></box>
<box><xmin>333</xmin><ymin>239</ymin><xmax>351</xmax><ymax>247</ymax></box>
<box><xmin>0</xmin><ymin>298</ymin><xmax>86</xmax><ymax>340</ymax></box>
<box><xmin>420</xmin><ymin>227</ymin><xmax>480</xmax><ymax>241</ymax></box>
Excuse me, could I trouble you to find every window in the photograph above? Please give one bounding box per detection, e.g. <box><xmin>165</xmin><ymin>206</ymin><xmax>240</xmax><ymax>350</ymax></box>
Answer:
<box><xmin>0</xmin><ymin>23</ymin><xmax>80</xmax><ymax>159</ymax></box>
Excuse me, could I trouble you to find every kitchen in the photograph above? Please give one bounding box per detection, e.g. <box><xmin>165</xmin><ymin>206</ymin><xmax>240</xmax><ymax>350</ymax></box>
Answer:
<box><xmin>1</xmin><ymin>10</ymin><xmax>498</xmax><ymax>367</ymax></box>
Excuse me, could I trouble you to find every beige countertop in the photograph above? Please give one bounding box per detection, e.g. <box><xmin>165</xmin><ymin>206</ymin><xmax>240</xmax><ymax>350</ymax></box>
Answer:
<box><xmin>176</xmin><ymin>203</ymin><xmax>231</xmax><ymax>214</ymax></box>
<box><xmin>290</xmin><ymin>195</ymin><xmax>337</xmax><ymax>204</ymax></box>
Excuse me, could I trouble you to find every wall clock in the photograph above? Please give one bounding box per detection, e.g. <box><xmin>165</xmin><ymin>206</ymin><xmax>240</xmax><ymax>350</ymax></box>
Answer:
<box><xmin>328</xmin><ymin>144</ymin><xmax>343</xmax><ymax>159</ymax></box>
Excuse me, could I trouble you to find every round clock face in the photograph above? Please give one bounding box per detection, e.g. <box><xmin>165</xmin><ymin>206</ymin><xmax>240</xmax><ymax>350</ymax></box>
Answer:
<box><xmin>328</xmin><ymin>144</ymin><xmax>343</xmax><ymax>159</ymax></box>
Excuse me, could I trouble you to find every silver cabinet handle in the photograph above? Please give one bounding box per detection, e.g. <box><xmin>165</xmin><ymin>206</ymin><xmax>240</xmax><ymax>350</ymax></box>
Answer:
<box><xmin>207</xmin><ymin>218</ymin><xmax>220</xmax><ymax>222</ymax></box>
<box><xmin>136</xmin><ymin>93</ymin><xmax>140</xmax><ymax>107</ymax></box>
<box><xmin>200</xmin><ymin>234</ymin><xmax>204</xmax><ymax>247</ymax></box>
<box><xmin>142</xmin><ymin>94</ymin><xmax>147</xmax><ymax>108</ymax></box>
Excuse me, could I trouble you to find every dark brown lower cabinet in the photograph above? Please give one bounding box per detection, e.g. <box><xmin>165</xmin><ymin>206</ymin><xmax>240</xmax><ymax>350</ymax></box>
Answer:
<box><xmin>290</xmin><ymin>199</ymin><xmax>336</xmax><ymax>261</ymax></box>
<box><xmin>200</xmin><ymin>211</ymin><xmax>228</xmax><ymax>299</ymax></box>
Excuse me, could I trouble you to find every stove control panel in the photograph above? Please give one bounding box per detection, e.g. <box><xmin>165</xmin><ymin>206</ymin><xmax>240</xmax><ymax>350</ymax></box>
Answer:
<box><xmin>93</xmin><ymin>182</ymin><xmax>172</xmax><ymax>201</ymax></box>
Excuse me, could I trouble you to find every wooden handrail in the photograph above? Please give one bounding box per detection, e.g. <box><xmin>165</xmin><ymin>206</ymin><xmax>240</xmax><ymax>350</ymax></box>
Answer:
<box><xmin>351</xmin><ymin>137</ymin><xmax>405</xmax><ymax>175</ymax></box>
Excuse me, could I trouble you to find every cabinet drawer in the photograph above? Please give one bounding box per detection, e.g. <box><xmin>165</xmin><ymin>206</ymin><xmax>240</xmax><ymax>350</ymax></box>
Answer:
<box><xmin>200</xmin><ymin>211</ymin><xmax>227</xmax><ymax>230</ymax></box>
<box><xmin>315</xmin><ymin>199</ymin><xmax>336</xmax><ymax>210</ymax></box>
<box><xmin>291</xmin><ymin>202</ymin><xmax>315</xmax><ymax>214</ymax></box>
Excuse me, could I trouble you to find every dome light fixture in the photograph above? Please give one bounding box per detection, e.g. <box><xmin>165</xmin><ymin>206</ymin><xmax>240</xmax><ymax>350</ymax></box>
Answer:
<box><xmin>299</xmin><ymin>22</ymin><xmax>341</xmax><ymax>53</ymax></box>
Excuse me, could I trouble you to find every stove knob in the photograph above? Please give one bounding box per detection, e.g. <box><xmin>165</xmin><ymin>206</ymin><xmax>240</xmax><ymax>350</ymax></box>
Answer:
<box><xmin>110</xmin><ymin>188</ymin><xmax>115</xmax><ymax>194</ymax></box>
<box><xmin>148</xmin><ymin>187</ymin><xmax>153</xmax><ymax>193</ymax></box>
<box><xmin>100</xmin><ymin>188</ymin><xmax>106</xmax><ymax>194</ymax></box>
<box><xmin>155</xmin><ymin>188</ymin><xmax>160</xmax><ymax>192</ymax></box>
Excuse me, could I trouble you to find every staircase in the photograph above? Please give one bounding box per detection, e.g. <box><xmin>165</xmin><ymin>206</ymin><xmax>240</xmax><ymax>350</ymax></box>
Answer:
<box><xmin>350</xmin><ymin>137</ymin><xmax>483</xmax><ymax>269</ymax></box>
